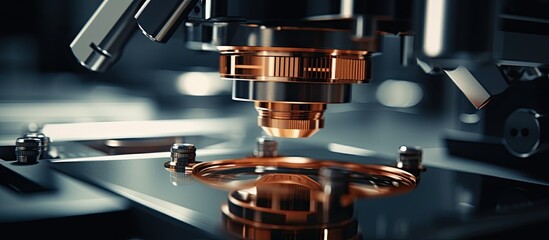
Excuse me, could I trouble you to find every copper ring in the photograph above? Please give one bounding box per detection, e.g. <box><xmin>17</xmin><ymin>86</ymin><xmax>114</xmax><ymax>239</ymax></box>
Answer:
<box><xmin>219</xmin><ymin>46</ymin><xmax>370</xmax><ymax>84</ymax></box>
<box><xmin>191</xmin><ymin>157</ymin><xmax>417</xmax><ymax>198</ymax></box>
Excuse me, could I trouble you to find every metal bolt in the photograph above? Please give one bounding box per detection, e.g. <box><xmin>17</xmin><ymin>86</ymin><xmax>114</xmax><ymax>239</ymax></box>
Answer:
<box><xmin>397</xmin><ymin>145</ymin><xmax>423</xmax><ymax>170</ymax></box>
<box><xmin>165</xmin><ymin>143</ymin><xmax>196</xmax><ymax>172</ymax></box>
<box><xmin>15</xmin><ymin>137</ymin><xmax>42</xmax><ymax>164</ymax></box>
<box><xmin>253</xmin><ymin>136</ymin><xmax>278</xmax><ymax>157</ymax></box>
<box><xmin>23</xmin><ymin>132</ymin><xmax>50</xmax><ymax>158</ymax></box>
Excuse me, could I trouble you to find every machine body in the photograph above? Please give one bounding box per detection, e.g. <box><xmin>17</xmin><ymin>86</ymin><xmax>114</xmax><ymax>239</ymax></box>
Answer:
<box><xmin>70</xmin><ymin>0</ymin><xmax>549</xmax><ymax>166</ymax></box>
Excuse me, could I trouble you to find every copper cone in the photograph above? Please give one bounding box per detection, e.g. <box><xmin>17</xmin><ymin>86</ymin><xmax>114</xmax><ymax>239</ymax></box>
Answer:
<box><xmin>255</xmin><ymin>102</ymin><xmax>325</xmax><ymax>138</ymax></box>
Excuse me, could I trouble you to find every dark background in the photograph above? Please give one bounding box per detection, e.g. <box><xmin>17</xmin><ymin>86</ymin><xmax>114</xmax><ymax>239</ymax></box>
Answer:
<box><xmin>0</xmin><ymin>1</ymin><xmax>219</xmax><ymax>73</ymax></box>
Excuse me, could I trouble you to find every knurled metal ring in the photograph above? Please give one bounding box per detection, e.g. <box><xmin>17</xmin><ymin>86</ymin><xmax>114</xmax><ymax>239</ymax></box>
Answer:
<box><xmin>219</xmin><ymin>46</ymin><xmax>370</xmax><ymax>84</ymax></box>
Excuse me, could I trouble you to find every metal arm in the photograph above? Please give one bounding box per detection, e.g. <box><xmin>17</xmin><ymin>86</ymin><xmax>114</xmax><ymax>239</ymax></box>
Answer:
<box><xmin>70</xmin><ymin>0</ymin><xmax>199</xmax><ymax>72</ymax></box>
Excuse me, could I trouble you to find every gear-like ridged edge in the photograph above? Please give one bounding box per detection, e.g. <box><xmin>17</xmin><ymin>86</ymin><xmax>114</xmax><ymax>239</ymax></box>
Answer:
<box><xmin>258</xmin><ymin>118</ymin><xmax>323</xmax><ymax>130</ymax></box>
<box><xmin>171</xmin><ymin>152</ymin><xmax>196</xmax><ymax>159</ymax></box>
<box><xmin>15</xmin><ymin>138</ymin><xmax>42</xmax><ymax>147</ymax></box>
<box><xmin>170</xmin><ymin>144</ymin><xmax>196</xmax><ymax>154</ymax></box>
<box><xmin>15</xmin><ymin>150</ymin><xmax>42</xmax><ymax>156</ymax></box>
<box><xmin>220</xmin><ymin>54</ymin><xmax>368</xmax><ymax>83</ymax></box>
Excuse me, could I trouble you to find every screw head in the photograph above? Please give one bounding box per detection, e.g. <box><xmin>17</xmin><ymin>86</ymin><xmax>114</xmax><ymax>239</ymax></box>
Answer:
<box><xmin>166</xmin><ymin>143</ymin><xmax>197</xmax><ymax>172</ymax></box>
<box><xmin>15</xmin><ymin>137</ymin><xmax>42</xmax><ymax>164</ymax></box>
<box><xmin>397</xmin><ymin>145</ymin><xmax>423</xmax><ymax>170</ymax></box>
<box><xmin>171</xmin><ymin>143</ymin><xmax>196</xmax><ymax>153</ymax></box>
<box><xmin>253</xmin><ymin>136</ymin><xmax>278</xmax><ymax>157</ymax></box>
<box><xmin>23</xmin><ymin>132</ymin><xmax>50</xmax><ymax>157</ymax></box>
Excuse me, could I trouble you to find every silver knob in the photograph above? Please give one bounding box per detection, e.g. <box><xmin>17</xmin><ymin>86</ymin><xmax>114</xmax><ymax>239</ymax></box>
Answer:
<box><xmin>23</xmin><ymin>132</ymin><xmax>50</xmax><ymax>158</ymax></box>
<box><xmin>253</xmin><ymin>136</ymin><xmax>278</xmax><ymax>157</ymax></box>
<box><xmin>397</xmin><ymin>145</ymin><xmax>425</xmax><ymax>181</ymax></box>
<box><xmin>397</xmin><ymin>145</ymin><xmax>423</xmax><ymax>169</ymax></box>
<box><xmin>15</xmin><ymin>137</ymin><xmax>42</xmax><ymax>164</ymax></box>
<box><xmin>165</xmin><ymin>143</ymin><xmax>196</xmax><ymax>172</ymax></box>
<box><xmin>135</xmin><ymin>0</ymin><xmax>200</xmax><ymax>43</ymax></box>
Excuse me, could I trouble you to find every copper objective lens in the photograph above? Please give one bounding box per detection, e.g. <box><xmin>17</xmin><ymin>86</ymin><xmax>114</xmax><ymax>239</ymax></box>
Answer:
<box><xmin>255</xmin><ymin>102</ymin><xmax>326</xmax><ymax>138</ymax></box>
<box><xmin>219</xmin><ymin>46</ymin><xmax>370</xmax><ymax>138</ymax></box>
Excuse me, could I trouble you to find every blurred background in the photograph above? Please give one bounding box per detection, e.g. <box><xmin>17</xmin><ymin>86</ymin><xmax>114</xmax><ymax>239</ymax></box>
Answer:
<box><xmin>4</xmin><ymin>3</ymin><xmax>549</xmax><ymax>239</ymax></box>
<box><xmin>0</xmin><ymin>1</ymin><xmax>239</xmax><ymax>143</ymax></box>
<box><xmin>0</xmin><ymin>0</ymin><xmax>460</xmax><ymax>156</ymax></box>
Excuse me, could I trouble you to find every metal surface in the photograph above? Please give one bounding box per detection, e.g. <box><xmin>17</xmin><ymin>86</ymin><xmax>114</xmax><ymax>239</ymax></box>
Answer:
<box><xmin>232</xmin><ymin>81</ymin><xmax>352</xmax><ymax>103</ymax></box>
<box><xmin>255</xmin><ymin>102</ymin><xmax>326</xmax><ymax>138</ymax></box>
<box><xmin>15</xmin><ymin>137</ymin><xmax>42</xmax><ymax>164</ymax></box>
<box><xmin>219</xmin><ymin>46</ymin><xmax>371</xmax><ymax>138</ymax></box>
<box><xmin>219</xmin><ymin>47</ymin><xmax>370</xmax><ymax>84</ymax></box>
<box><xmin>187</xmin><ymin>22</ymin><xmax>376</xmax><ymax>52</ymax></box>
<box><xmin>165</xmin><ymin>143</ymin><xmax>197</xmax><ymax>172</ymax></box>
<box><xmin>503</xmin><ymin>108</ymin><xmax>546</xmax><ymax>158</ymax></box>
<box><xmin>135</xmin><ymin>0</ymin><xmax>200</xmax><ymax>43</ymax></box>
<box><xmin>27</xmin><ymin>140</ymin><xmax>549</xmax><ymax>239</ymax></box>
<box><xmin>397</xmin><ymin>145</ymin><xmax>423</xmax><ymax>169</ymax></box>
<box><xmin>397</xmin><ymin>145</ymin><xmax>425</xmax><ymax>180</ymax></box>
<box><xmin>253</xmin><ymin>136</ymin><xmax>278</xmax><ymax>157</ymax></box>
<box><xmin>220</xmin><ymin>173</ymin><xmax>360</xmax><ymax>240</ymax></box>
<box><xmin>444</xmin><ymin>65</ymin><xmax>508</xmax><ymax>109</ymax></box>
<box><xmin>23</xmin><ymin>132</ymin><xmax>50</xmax><ymax>159</ymax></box>
<box><xmin>70</xmin><ymin>0</ymin><xmax>145</xmax><ymax>72</ymax></box>
<box><xmin>191</xmin><ymin>156</ymin><xmax>417</xmax><ymax>197</ymax></box>
<box><xmin>418</xmin><ymin>0</ymin><xmax>498</xmax><ymax>68</ymax></box>
<box><xmin>5</xmin><ymin>0</ymin><xmax>549</xmax><ymax>238</ymax></box>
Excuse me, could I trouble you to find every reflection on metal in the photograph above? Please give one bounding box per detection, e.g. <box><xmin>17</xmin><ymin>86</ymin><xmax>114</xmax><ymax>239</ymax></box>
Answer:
<box><xmin>221</xmin><ymin>173</ymin><xmax>359</xmax><ymax>240</ymax></box>
<box><xmin>192</xmin><ymin>157</ymin><xmax>418</xmax><ymax>239</ymax></box>
<box><xmin>219</xmin><ymin>47</ymin><xmax>369</xmax><ymax>84</ymax></box>
<box><xmin>219</xmin><ymin>46</ymin><xmax>371</xmax><ymax>138</ymax></box>
<box><xmin>135</xmin><ymin>0</ymin><xmax>200</xmax><ymax>43</ymax></box>
<box><xmin>255</xmin><ymin>102</ymin><xmax>326</xmax><ymax>138</ymax></box>
<box><xmin>422</xmin><ymin>0</ymin><xmax>446</xmax><ymax>57</ymax></box>
<box><xmin>168</xmin><ymin>171</ymin><xmax>194</xmax><ymax>186</ymax></box>
<box><xmin>444</xmin><ymin>66</ymin><xmax>491</xmax><ymax>109</ymax></box>
<box><xmin>192</xmin><ymin>157</ymin><xmax>416</xmax><ymax>196</ymax></box>
<box><xmin>41</xmin><ymin>118</ymin><xmax>246</xmax><ymax>142</ymax></box>
<box><xmin>70</xmin><ymin>0</ymin><xmax>145</xmax><ymax>72</ymax></box>
<box><xmin>444</xmin><ymin>65</ymin><xmax>508</xmax><ymax>109</ymax></box>
<box><xmin>327</xmin><ymin>143</ymin><xmax>378</xmax><ymax>157</ymax></box>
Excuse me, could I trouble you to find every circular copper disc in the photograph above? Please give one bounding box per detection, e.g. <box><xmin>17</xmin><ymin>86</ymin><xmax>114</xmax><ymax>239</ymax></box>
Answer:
<box><xmin>192</xmin><ymin>156</ymin><xmax>417</xmax><ymax>198</ymax></box>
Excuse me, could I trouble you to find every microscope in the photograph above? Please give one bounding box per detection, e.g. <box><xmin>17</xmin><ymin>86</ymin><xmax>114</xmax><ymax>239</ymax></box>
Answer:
<box><xmin>3</xmin><ymin>1</ymin><xmax>549</xmax><ymax>239</ymax></box>
<box><xmin>70</xmin><ymin>0</ymin><xmax>549</xmax><ymax>171</ymax></box>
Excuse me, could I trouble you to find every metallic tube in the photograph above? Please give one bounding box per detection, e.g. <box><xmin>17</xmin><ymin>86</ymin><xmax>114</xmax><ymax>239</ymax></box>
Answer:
<box><xmin>70</xmin><ymin>0</ymin><xmax>145</xmax><ymax>72</ymax></box>
<box><xmin>444</xmin><ymin>65</ymin><xmax>508</xmax><ymax>109</ymax></box>
<box><xmin>419</xmin><ymin>0</ymin><xmax>499</xmax><ymax>68</ymax></box>
<box><xmin>135</xmin><ymin>0</ymin><xmax>200</xmax><ymax>43</ymax></box>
